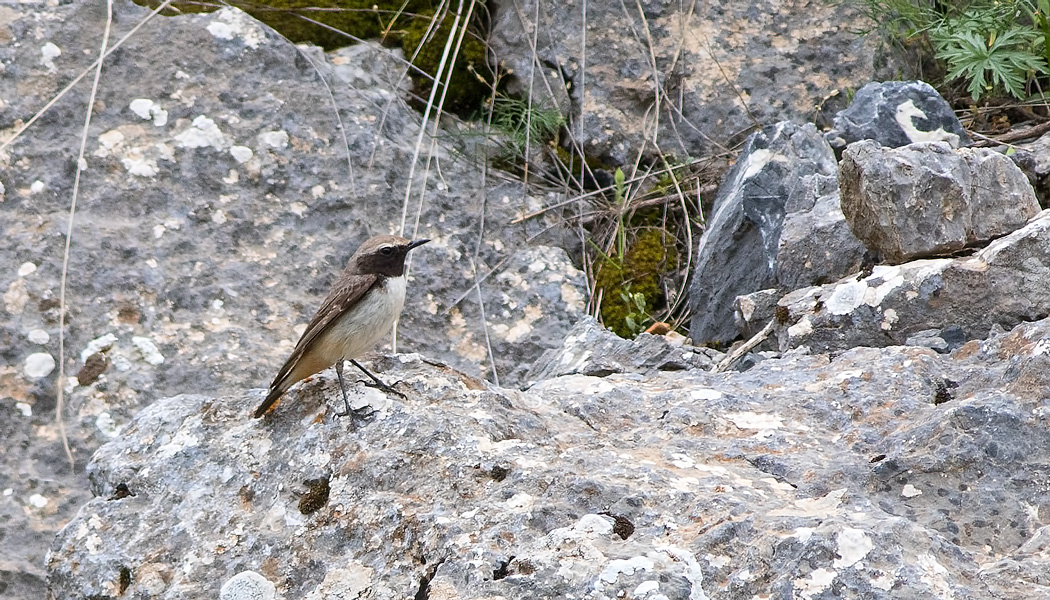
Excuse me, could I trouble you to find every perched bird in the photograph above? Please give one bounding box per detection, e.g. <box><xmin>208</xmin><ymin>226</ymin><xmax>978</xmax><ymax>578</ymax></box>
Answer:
<box><xmin>253</xmin><ymin>235</ymin><xmax>429</xmax><ymax>418</ymax></box>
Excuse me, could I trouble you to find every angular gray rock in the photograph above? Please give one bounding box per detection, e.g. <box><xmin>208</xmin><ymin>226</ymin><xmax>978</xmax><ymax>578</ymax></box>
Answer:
<box><xmin>48</xmin><ymin>317</ymin><xmax>1050</xmax><ymax>598</ymax></box>
<box><xmin>775</xmin><ymin>210</ymin><xmax>1050</xmax><ymax>353</ymax></box>
<box><xmin>487</xmin><ymin>0</ymin><xmax>900</xmax><ymax>164</ymax></box>
<box><xmin>825</xmin><ymin>80</ymin><xmax>971</xmax><ymax>150</ymax></box>
<box><xmin>775</xmin><ymin>174</ymin><xmax>869</xmax><ymax>291</ymax></box>
<box><xmin>524</xmin><ymin>316</ymin><xmax>722</xmax><ymax>383</ymax></box>
<box><xmin>688</xmin><ymin>122</ymin><xmax>838</xmax><ymax>346</ymax></box>
<box><xmin>840</xmin><ymin>140</ymin><xmax>1040</xmax><ymax>263</ymax></box>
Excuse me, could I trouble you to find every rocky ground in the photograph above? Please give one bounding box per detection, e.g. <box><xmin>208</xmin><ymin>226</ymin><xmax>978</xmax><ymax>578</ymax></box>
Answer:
<box><xmin>6</xmin><ymin>1</ymin><xmax>1050</xmax><ymax>599</ymax></box>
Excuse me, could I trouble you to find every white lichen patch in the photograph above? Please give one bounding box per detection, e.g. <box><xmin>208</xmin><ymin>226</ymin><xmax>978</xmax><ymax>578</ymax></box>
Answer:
<box><xmin>832</xmin><ymin>527</ymin><xmax>874</xmax><ymax>568</ymax></box>
<box><xmin>17</xmin><ymin>262</ymin><xmax>37</xmax><ymax>277</ymax></box>
<box><xmin>129</xmin><ymin>98</ymin><xmax>169</xmax><ymax>126</ymax></box>
<box><xmin>206</xmin><ymin>8</ymin><xmax>266</xmax><ymax>49</ymax></box>
<box><xmin>3</xmin><ymin>278</ymin><xmax>28</xmax><ymax>314</ymax></box>
<box><xmin>257</xmin><ymin>130</ymin><xmax>289</xmax><ymax>149</ymax></box>
<box><xmin>174</xmin><ymin>115</ymin><xmax>226</xmax><ymax>150</ymax></box>
<box><xmin>491</xmin><ymin>304</ymin><xmax>542</xmax><ymax>342</ymax></box>
<box><xmin>81</xmin><ymin>333</ymin><xmax>118</xmax><ymax>362</ymax></box>
<box><xmin>95</xmin><ymin>412</ymin><xmax>120</xmax><ymax>438</ymax></box>
<box><xmin>220</xmin><ymin>571</ymin><xmax>276</xmax><ymax>600</ymax></box>
<box><xmin>770</xmin><ymin>488</ymin><xmax>846</xmax><ymax>518</ymax></box>
<box><xmin>155</xmin><ymin>429</ymin><xmax>200</xmax><ymax>460</ymax></box>
<box><xmin>132</xmin><ymin>338</ymin><xmax>164</xmax><ymax>365</ymax></box>
<box><xmin>901</xmin><ymin>484</ymin><xmax>923</xmax><ymax>498</ymax></box>
<box><xmin>95</xmin><ymin>125</ymin><xmax>175</xmax><ymax>177</ymax></box>
<box><xmin>599</xmin><ymin>555</ymin><xmax>655</xmax><ymax>584</ymax></box>
<box><xmin>28</xmin><ymin>329</ymin><xmax>49</xmax><ymax>344</ymax></box>
<box><xmin>725</xmin><ymin>411</ymin><xmax>784</xmax><ymax>433</ymax></box>
<box><xmin>40</xmin><ymin>41</ymin><xmax>60</xmax><ymax>71</ymax></box>
<box><xmin>24</xmin><ymin>352</ymin><xmax>55</xmax><ymax>378</ymax></box>
<box><xmin>229</xmin><ymin>145</ymin><xmax>253</xmax><ymax>163</ymax></box>
<box><xmin>690</xmin><ymin>388</ymin><xmax>722</xmax><ymax>401</ymax></box>
<box><xmin>794</xmin><ymin>567</ymin><xmax>837</xmax><ymax>600</ymax></box>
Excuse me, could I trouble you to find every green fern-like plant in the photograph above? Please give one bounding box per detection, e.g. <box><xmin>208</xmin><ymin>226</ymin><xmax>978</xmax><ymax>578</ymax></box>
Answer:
<box><xmin>931</xmin><ymin>23</ymin><xmax>1046</xmax><ymax>100</ymax></box>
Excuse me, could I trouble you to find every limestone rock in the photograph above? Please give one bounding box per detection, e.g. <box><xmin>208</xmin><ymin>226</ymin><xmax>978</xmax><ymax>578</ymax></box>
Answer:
<box><xmin>524</xmin><ymin>316</ymin><xmax>721</xmax><ymax>383</ymax></box>
<box><xmin>487</xmin><ymin>0</ymin><xmax>900</xmax><ymax>164</ymax></box>
<box><xmin>775</xmin><ymin>210</ymin><xmax>1050</xmax><ymax>353</ymax></box>
<box><xmin>775</xmin><ymin>174</ymin><xmax>869</xmax><ymax>291</ymax></box>
<box><xmin>48</xmin><ymin>320</ymin><xmax>1050</xmax><ymax>598</ymax></box>
<box><xmin>840</xmin><ymin>140</ymin><xmax>1040</xmax><ymax>263</ymax></box>
<box><xmin>0</xmin><ymin>3</ymin><xmax>584</xmax><ymax>596</ymax></box>
<box><xmin>688</xmin><ymin>122</ymin><xmax>837</xmax><ymax>346</ymax></box>
<box><xmin>825</xmin><ymin>80</ymin><xmax>970</xmax><ymax>150</ymax></box>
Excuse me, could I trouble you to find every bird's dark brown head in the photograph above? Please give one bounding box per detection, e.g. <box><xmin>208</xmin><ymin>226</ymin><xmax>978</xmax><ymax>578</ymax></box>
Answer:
<box><xmin>351</xmin><ymin>235</ymin><xmax>429</xmax><ymax>277</ymax></box>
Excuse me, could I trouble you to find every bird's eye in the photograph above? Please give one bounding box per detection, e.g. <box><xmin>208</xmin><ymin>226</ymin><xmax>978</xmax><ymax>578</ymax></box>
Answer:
<box><xmin>380</xmin><ymin>246</ymin><xmax>394</xmax><ymax>256</ymax></box>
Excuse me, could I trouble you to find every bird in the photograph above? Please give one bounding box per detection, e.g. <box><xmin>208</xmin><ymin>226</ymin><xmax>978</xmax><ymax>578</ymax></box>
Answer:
<box><xmin>253</xmin><ymin>235</ymin><xmax>429</xmax><ymax>418</ymax></box>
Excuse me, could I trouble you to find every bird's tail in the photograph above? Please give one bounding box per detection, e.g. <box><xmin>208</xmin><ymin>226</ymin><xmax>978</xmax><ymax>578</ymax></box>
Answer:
<box><xmin>252</xmin><ymin>385</ymin><xmax>285</xmax><ymax>418</ymax></box>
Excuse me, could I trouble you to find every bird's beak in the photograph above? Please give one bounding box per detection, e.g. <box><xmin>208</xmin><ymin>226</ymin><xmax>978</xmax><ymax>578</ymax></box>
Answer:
<box><xmin>407</xmin><ymin>239</ymin><xmax>430</xmax><ymax>251</ymax></box>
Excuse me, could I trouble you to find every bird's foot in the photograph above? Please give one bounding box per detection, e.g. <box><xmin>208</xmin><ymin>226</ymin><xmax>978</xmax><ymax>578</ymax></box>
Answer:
<box><xmin>358</xmin><ymin>377</ymin><xmax>406</xmax><ymax>399</ymax></box>
<box><xmin>335</xmin><ymin>402</ymin><xmax>377</xmax><ymax>420</ymax></box>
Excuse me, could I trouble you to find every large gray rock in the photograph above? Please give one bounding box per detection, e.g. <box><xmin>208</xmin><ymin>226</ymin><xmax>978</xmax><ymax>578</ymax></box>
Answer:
<box><xmin>840</xmin><ymin>140</ymin><xmax>1040</xmax><ymax>263</ymax></box>
<box><xmin>0</xmin><ymin>3</ymin><xmax>585</xmax><ymax>597</ymax></box>
<box><xmin>47</xmin><ymin>317</ymin><xmax>1050</xmax><ymax>598</ymax></box>
<box><xmin>488</xmin><ymin>0</ymin><xmax>900</xmax><ymax>164</ymax></box>
<box><xmin>774</xmin><ymin>210</ymin><xmax>1050</xmax><ymax>353</ymax></box>
<box><xmin>825</xmin><ymin>80</ymin><xmax>971</xmax><ymax>150</ymax></box>
<box><xmin>688</xmin><ymin>122</ymin><xmax>838</xmax><ymax>346</ymax></box>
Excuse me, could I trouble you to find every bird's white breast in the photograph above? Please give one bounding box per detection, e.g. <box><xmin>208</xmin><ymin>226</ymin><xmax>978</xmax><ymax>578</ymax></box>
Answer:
<box><xmin>318</xmin><ymin>275</ymin><xmax>408</xmax><ymax>361</ymax></box>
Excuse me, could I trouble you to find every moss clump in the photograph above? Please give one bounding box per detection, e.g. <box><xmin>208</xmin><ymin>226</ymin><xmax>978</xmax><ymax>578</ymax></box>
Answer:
<box><xmin>594</xmin><ymin>228</ymin><xmax>678</xmax><ymax>338</ymax></box>
<box><xmin>401</xmin><ymin>9</ymin><xmax>493</xmax><ymax>116</ymax></box>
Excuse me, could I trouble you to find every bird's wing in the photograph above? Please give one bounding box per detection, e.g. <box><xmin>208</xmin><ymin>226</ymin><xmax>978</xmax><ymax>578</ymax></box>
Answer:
<box><xmin>268</xmin><ymin>272</ymin><xmax>380</xmax><ymax>391</ymax></box>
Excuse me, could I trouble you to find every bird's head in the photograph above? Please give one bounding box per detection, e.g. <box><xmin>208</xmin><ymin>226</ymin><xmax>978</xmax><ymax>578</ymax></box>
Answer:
<box><xmin>352</xmin><ymin>235</ymin><xmax>429</xmax><ymax>277</ymax></box>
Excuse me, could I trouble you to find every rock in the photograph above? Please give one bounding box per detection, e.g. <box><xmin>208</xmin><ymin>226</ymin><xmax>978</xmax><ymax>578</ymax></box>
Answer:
<box><xmin>688</xmin><ymin>122</ymin><xmax>838</xmax><ymax>346</ymax></box>
<box><xmin>0</xmin><ymin>3</ymin><xmax>585</xmax><ymax>596</ymax></box>
<box><xmin>1013</xmin><ymin>130</ymin><xmax>1050</xmax><ymax>208</ymax></box>
<box><xmin>825</xmin><ymin>80</ymin><xmax>970</xmax><ymax>150</ymax></box>
<box><xmin>487</xmin><ymin>0</ymin><xmax>900</xmax><ymax>164</ymax></box>
<box><xmin>48</xmin><ymin>318</ymin><xmax>1050</xmax><ymax>598</ymax></box>
<box><xmin>775</xmin><ymin>174</ymin><xmax>869</xmax><ymax>290</ymax></box>
<box><xmin>732</xmin><ymin>288</ymin><xmax>780</xmax><ymax>341</ymax></box>
<box><xmin>524</xmin><ymin>316</ymin><xmax>722</xmax><ymax>383</ymax></box>
<box><xmin>775</xmin><ymin>210</ymin><xmax>1050</xmax><ymax>353</ymax></box>
<box><xmin>840</xmin><ymin>140</ymin><xmax>1041</xmax><ymax>263</ymax></box>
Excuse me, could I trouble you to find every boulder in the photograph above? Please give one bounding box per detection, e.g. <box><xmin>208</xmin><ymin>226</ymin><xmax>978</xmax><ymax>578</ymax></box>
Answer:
<box><xmin>774</xmin><ymin>210</ymin><xmax>1050</xmax><ymax>353</ymax></box>
<box><xmin>825</xmin><ymin>80</ymin><xmax>970</xmax><ymax>150</ymax></box>
<box><xmin>47</xmin><ymin>317</ymin><xmax>1050</xmax><ymax>598</ymax></box>
<box><xmin>0</xmin><ymin>3</ymin><xmax>585</xmax><ymax>596</ymax></box>
<box><xmin>487</xmin><ymin>0</ymin><xmax>900</xmax><ymax>164</ymax></box>
<box><xmin>840</xmin><ymin>140</ymin><xmax>1040</xmax><ymax>263</ymax></box>
<box><xmin>688</xmin><ymin>122</ymin><xmax>838</xmax><ymax>346</ymax></box>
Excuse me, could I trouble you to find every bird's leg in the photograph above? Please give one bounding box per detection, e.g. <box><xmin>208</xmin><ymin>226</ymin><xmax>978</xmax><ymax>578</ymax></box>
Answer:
<box><xmin>350</xmin><ymin>359</ymin><xmax>406</xmax><ymax>399</ymax></box>
<box><xmin>333</xmin><ymin>360</ymin><xmax>378</xmax><ymax>419</ymax></box>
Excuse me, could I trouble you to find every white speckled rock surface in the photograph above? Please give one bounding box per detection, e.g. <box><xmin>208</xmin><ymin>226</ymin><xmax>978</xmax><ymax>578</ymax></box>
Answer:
<box><xmin>47</xmin><ymin>317</ymin><xmax>1050</xmax><ymax>598</ymax></box>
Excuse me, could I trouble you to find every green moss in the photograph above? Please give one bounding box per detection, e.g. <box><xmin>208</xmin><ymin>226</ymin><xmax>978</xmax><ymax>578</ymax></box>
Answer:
<box><xmin>401</xmin><ymin>9</ymin><xmax>493</xmax><ymax>115</ymax></box>
<box><xmin>238</xmin><ymin>1</ymin><xmax>437</xmax><ymax>51</ymax></box>
<box><xmin>594</xmin><ymin>228</ymin><xmax>678</xmax><ymax>338</ymax></box>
